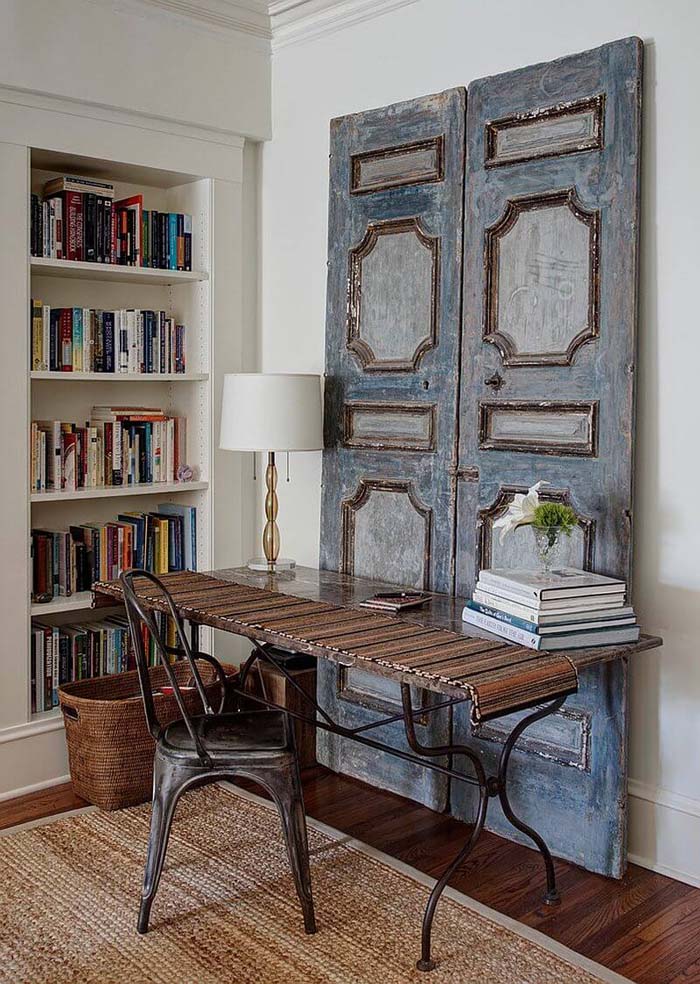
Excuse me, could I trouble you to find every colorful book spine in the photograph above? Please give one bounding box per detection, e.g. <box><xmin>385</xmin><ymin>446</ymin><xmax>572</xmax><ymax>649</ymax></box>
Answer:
<box><xmin>461</xmin><ymin>606</ymin><xmax>541</xmax><ymax>649</ymax></box>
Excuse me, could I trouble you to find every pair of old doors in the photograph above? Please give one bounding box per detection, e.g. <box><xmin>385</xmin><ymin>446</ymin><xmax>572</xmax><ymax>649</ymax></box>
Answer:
<box><xmin>319</xmin><ymin>38</ymin><xmax>642</xmax><ymax>876</ymax></box>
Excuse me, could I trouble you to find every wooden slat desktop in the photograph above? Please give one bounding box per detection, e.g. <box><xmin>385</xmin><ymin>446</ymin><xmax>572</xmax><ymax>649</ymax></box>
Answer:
<box><xmin>92</xmin><ymin>565</ymin><xmax>662</xmax><ymax>972</ymax></box>
<box><xmin>93</xmin><ymin>566</ymin><xmax>661</xmax><ymax>723</ymax></box>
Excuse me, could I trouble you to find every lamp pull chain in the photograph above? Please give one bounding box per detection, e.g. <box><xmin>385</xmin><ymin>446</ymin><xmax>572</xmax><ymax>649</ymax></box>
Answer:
<box><xmin>253</xmin><ymin>452</ymin><xmax>257</xmax><ymax>481</ymax></box>
<box><xmin>286</xmin><ymin>451</ymin><xmax>290</xmax><ymax>482</ymax></box>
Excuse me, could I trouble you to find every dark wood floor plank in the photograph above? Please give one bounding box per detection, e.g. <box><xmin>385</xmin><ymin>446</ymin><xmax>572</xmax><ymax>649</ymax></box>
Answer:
<box><xmin>1</xmin><ymin>767</ymin><xmax>696</xmax><ymax>983</ymax></box>
<box><xmin>0</xmin><ymin>782</ymin><xmax>86</xmax><ymax>830</ymax></box>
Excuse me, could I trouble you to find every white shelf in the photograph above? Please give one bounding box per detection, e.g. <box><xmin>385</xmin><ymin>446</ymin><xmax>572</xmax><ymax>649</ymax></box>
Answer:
<box><xmin>31</xmin><ymin>592</ymin><xmax>95</xmax><ymax>615</ymax></box>
<box><xmin>31</xmin><ymin>479</ymin><xmax>208</xmax><ymax>503</ymax></box>
<box><xmin>31</xmin><ymin>707</ymin><xmax>63</xmax><ymax>724</ymax></box>
<box><xmin>31</xmin><ymin>371</ymin><xmax>208</xmax><ymax>382</ymax></box>
<box><xmin>30</xmin><ymin>256</ymin><xmax>208</xmax><ymax>286</ymax></box>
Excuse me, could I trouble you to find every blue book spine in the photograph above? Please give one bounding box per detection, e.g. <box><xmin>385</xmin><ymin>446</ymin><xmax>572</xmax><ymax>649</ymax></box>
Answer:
<box><xmin>50</xmin><ymin>310</ymin><xmax>60</xmax><ymax>371</ymax></box>
<box><xmin>190</xmin><ymin>506</ymin><xmax>197</xmax><ymax>571</ymax></box>
<box><xmin>465</xmin><ymin>599</ymin><xmax>539</xmax><ymax>633</ymax></box>
<box><xmin>168</xmin><ymin>214</ymin><xmax>177</xmax><ymax>270</ymax></box>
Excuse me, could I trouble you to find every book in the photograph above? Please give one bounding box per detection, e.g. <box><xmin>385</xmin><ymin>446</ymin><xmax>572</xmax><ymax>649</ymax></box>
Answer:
<box><xmin>359</xmin><ymin>591</ymin><xmax>430</xmax><ymax>613</ymax></box>
<box><xmin>462</xmin><ymin>606</ymin><xmax>640</xmax><ymax>651</ymax></box>
<box><xmin>114</xmin><ymin>195</ymin><xmax>143</xmax><ymax>266</ymax></box>
<box><xmin>473</xmin><ymin>587</ymin><xmax>625</xmax><ymax>618</ymax></box>
<box><xmin>31</xmin><ymin>507</ymin><xmax>197</xmax><ymax>604</ymax></box>
<box><xmin>463</xmin><ymin>600</ymin><xmax>636</xmax><ymax>635</ymax></box>
<box><xmin>43</xmin><ymin>175</ymin><xmax>115</xmax><ymax>198</ymax></box>
<box><xmin>478</xmin><ymin>567</ymin><xmax>626</xmax><ymax>601</ymax></box>
<box><xmin>155</xmin><ymin>502</ymin><xmax>197</xmax><ymax>570</ymax></box>
<box><xmin>464</xmin><ymin>598</ymin><xmax>636</xmax><ymax>633</ymax></box>
<box><xmin>30</xmin><ymin>185</ymin><xmax>192</xmax><ymax>270</ymax></box>
<box><xmin>29</xmin><ymin>303</ymin><xmax>187</xmax><ymax>375</ymax></box>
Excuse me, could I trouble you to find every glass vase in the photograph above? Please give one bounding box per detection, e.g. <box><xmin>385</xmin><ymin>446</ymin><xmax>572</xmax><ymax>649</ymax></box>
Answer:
<box><xmin>531</xmin><ymin>526</ymin><xmax>566</xmax><ymax>575</ymax></box>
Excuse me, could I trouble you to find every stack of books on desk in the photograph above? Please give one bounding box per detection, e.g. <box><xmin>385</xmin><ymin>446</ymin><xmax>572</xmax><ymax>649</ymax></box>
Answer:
<box><xmin>462</xmin><ymin>568</ymin><xmax>640</xmax><ymax>650</ymax></box>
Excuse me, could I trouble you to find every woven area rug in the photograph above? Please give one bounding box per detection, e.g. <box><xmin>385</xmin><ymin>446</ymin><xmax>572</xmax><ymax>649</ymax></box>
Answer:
<box><xmin>0</xmin><ymin>784</ymin><xmax>629</xmax><ymax>984</ymax></box>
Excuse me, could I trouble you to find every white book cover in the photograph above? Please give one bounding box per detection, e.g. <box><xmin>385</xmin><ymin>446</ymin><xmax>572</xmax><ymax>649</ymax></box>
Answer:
<box><xmin>472</xmin><ymin>587</ymin><xmax>625</xmax><ymax>621</ymax></box>
<box><xmin>474</xmin><ymin>583</ymin><xmax>626</xmax><ymax>612</ymax></box>
<box><xmin>478</xmin><ymin>567</ymin><xmax>626</xmax><ymax>600</ymax></box>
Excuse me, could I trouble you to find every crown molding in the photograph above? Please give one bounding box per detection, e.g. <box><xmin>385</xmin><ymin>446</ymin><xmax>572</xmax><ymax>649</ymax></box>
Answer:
<box><xmin>99</xmin><ymin>0</ymin><xmax>272</xmax><ymax>42</ymax></box>
<box><xmin>91</xmin><ymin>0</ymin><xmax>417</xmax><ymax>50</ymax></box>
<box><xmin>269</xmin><ymin>0</ymin><xmax>418</xmax><ymax>50</ymax></box>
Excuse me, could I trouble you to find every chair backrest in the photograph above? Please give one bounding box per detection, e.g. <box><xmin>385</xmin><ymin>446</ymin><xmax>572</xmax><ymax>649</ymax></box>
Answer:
<box><xmin>120</xmin><ymin>569</ymin><xmax>215</xmax><ymax>763</ymax></box>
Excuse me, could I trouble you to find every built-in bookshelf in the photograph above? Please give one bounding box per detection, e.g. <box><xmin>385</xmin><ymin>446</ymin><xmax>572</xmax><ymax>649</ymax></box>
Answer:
<box><xmin>27</xmin><ymin>149</ymin><xmax>214</xmax><ymax>722</ymax></box>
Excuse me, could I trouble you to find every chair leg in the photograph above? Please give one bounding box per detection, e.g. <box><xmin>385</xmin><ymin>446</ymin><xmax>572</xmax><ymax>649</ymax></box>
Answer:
<box><xmin>267</xmin><ymin>762</ymin><xmax>317</xmax><ymax>935</ymax></box>
<box><xmin>138</xmin><ymin>755</ymin><xmax>183</xmax><ymax>934</ymax></box>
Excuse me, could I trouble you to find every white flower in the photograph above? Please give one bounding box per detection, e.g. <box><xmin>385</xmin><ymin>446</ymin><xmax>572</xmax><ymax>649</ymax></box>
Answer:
<box><xmin>492</xmin><ymin>481</ymin><xmax>549</xmax><ymax>544</ymax></box>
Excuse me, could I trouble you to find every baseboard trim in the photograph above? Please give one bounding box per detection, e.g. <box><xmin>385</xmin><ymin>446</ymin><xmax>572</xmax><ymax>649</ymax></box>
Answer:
<box><xmin>628</xmin><ymin>851</ymin><xmax>700</xmax><ymax>890</ymax></box>
<box><xmin>0</xmin><ymin>774</ymin><xmax>71</xmax><ymax>803</ymax></box>
<box><xmin>629</xmin><ymin>778</ymin><xmax>700</xmax><ymax>821</ymax></box>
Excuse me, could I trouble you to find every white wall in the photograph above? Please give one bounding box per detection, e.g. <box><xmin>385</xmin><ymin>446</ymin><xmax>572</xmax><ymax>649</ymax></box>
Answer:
<box><xmin>0</xmin><ymin>0</ymin><xmax>271</xmax><ymax>140</ymax></box>
<box><xmin>260</xmin><ymin>0</ymin><xmax>700</xmax><ymax>884</ymax></box>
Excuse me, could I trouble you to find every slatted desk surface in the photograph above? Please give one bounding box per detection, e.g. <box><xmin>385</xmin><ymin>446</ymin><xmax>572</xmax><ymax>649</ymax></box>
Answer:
<box><xmin>93</xmin><ymin>567</ymin><xmax>662</xmax><ymax>723</ymax></box>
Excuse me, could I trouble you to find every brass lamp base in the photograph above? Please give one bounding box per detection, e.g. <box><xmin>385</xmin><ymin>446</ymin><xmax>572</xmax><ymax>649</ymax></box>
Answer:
<box><xmin>247</xmin><ymin>557</ymin><xmax>296</xmax><ymax>573</ymax></box>
<box><xmin>253</xmin><ymin>450</ymin><xmax>295</xmax><ymax>574</ymax></box>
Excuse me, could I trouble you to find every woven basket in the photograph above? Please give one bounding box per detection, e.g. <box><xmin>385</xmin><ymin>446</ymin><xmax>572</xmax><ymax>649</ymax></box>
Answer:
<box><xmin>59</xmin><ymin>661</ymin><xmax>237</xmax><ymax>810</ymax></box>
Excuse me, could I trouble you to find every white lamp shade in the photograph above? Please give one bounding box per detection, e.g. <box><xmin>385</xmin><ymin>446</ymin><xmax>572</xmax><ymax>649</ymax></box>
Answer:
<box><xmin>219</xmin><ymin>373</ymin><xmax>324</xmax><ymax>452</ymax></box>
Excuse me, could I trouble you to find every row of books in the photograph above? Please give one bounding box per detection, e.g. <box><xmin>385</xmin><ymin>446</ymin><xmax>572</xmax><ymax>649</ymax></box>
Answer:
<box><xmin>461</xmin><ymin>567</ymin><xmax>640</xmax><ymax>650</ymax></box>
<box><xmin>31</xmin><ymin>613</ymin><xmax>180</xmax><ymax>712</ymax></box>
<box><xmin>31</xmin><ymin>503</ymin><xmax>198</xmax><ymax>603</ymax></box>
<box><xmin>30</xmin><ymin>174</ymin><xmax>193</xmax><ymax>270</ymax></box>
<box><xmin>30</xmin><ymin>302</ymin><xmax>187</xmax><ymax>374</ymax></box>
<box><xmin>30</xmin><ymin>407</ymin><xmax>188</xmax><ymax>493</ymax></box>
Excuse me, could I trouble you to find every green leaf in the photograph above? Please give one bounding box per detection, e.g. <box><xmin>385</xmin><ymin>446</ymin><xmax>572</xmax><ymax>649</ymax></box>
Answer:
<box><xmin>532</xmin><ymin>502</ymin><xmax>578</xmax><ymax>536</ymax></box>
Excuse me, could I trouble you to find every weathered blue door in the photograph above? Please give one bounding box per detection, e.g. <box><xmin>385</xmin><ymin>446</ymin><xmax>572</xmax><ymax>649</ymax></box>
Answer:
<box><xmin>318</xmin><ymin>90</ymin><xmax>466</xmax><ymax>808</ymax></box>
<box><xmin>451</xmin><ymin>38</ymin><xmax>643</xmax><ymax>875</ymax></box>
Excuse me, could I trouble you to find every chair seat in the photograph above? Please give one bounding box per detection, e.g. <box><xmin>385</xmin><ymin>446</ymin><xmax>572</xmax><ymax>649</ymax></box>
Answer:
<box><xmin>160</xmin><ymin>710</ymin><xmax>289</xmax><ymax>760</ymax></box>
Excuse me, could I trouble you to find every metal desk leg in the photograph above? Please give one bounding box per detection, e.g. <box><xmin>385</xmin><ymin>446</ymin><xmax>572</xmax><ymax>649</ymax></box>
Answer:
<box><xmin>401</xmin><ymin>685</ymin><xmax>488</xmax><ymax>972</ymax></box>
<box><xmin>401</xmin><ymin>686</ymin><xmax>568</xmax><ymax>972</ymax></box>
<box><xmin>496</xmin><ymin>696</ymin><xmax>568</xmax><ymax>906</ymax></box>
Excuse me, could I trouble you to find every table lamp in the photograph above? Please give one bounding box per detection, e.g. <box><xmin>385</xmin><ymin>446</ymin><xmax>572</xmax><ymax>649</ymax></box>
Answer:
<box><xmin>219</xmin><ymin>373</ymin><xmax>324</xmax><ymax>573</ymax></box>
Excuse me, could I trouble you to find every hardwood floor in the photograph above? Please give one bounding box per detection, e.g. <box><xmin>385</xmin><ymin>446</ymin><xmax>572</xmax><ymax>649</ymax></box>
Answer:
<box><xmin>1</xmin><ymin>767</ymin><xmax>696</xmax><ymax>983</ymax></box>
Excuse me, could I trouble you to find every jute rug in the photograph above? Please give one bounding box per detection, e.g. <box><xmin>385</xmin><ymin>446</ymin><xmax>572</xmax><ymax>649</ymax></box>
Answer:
<box><xmin>0</xmin><ymin>784</ymin><xmax>630</xmax><ymax>984</ymax></box>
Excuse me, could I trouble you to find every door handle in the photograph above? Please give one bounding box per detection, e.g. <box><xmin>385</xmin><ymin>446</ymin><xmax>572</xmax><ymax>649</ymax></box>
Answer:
<box><xmin>484</xmin><ymin>371</ymin><xmax>505</xmax><ymax>391</ymax></box>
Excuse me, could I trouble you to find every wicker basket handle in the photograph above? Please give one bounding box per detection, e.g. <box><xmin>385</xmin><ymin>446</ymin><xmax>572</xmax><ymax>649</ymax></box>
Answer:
<box><xmin>62</xmin><ymin>705</ymin><xmax>79</xmax><ymax>721</ymax></box>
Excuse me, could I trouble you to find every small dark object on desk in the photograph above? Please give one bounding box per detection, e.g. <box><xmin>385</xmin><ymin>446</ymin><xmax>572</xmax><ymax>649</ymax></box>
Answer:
<box><xmin>360</xmin><ymin>591</ymin><xmax>431</xmax><ymax>613</ymax></box>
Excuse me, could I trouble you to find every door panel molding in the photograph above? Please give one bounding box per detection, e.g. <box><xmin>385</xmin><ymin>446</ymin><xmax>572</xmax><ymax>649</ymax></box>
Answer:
<box><xmin>341</xmin><ymin>477</ymin><xmax>433</xmax><ymax>588</ymax></box>
<box><xmin>472</xmin><ymin>702</ymin><xmax>593</xmax><ymax>772</ymax></box>
<box><xmin>483</xmin><ymin>188</ymin><xmax>600</xmax><ymax>367</ymax></box>
<box><xmin>485</xmin><ymin>94</ymin><xmax>605</xmax><ymax>168</ymax></box>
<box><xmin>344</xmin><ymin>400</ymin><xmax>437</xmax><ymax>451</ymax></box>
<box><xmin>348</xmin><ymin>217</ymin><xmax>440</xmax><ymax>373</ymax></box>
<box><xmin>350</xmin><ymin>135</ymin><xmax>445</xmax><ymax>194</ymax></box>
<box><xmin>479</xmin><ymin>400</ymin><xmax>599</xmax><ymax>456</ymax></box>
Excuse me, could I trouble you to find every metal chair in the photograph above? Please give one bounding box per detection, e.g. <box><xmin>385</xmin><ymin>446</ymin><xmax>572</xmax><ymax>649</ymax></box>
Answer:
<box><xmin>120</xmin><ymin>569</ymin><xmax>316</xmax><ymax>937</ymax></box>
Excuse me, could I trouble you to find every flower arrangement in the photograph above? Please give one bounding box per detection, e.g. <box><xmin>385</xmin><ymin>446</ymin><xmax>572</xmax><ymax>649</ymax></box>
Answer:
<box><xmin>493</xmin><ymin>481</ymin><xmax>578</xmax><ymax>572</ymax></box>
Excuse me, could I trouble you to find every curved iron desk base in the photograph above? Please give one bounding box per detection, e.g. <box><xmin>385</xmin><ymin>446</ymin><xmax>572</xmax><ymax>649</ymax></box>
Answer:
<box><xmin>231</xmin><ymin>636</ymin><xmax>572</xmax><ymax>973</ymax></box>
